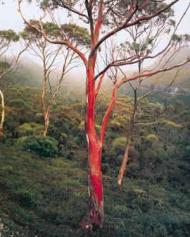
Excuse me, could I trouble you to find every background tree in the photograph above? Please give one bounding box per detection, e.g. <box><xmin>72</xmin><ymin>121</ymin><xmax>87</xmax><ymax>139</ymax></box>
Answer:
<box><xmin>21</xmin><ymin>21</ymin><xmax>79</xmax><ymax>136</ymax></box>
<box><xmin>18</xmin><ymin>0</ymin><xmax>190</xmax><ymax>229</ymax></box>
<box><xmin>115</xmin><ymin>12</ymin><xmax>190</xmax><ymax>188</ymax></box>
<box><xmin>0</xmin><ymin>29</ymin><xmax>19</xmax><ymax>138</ymax></box>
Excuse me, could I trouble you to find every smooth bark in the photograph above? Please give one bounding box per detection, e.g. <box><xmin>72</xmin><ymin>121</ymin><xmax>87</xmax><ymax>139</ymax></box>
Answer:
<box><xmin>0</xmin><ymin>89</ymin><xmax>5</xmax><ymax>139</ymax></box>
<box><xmin>80</xmin><ymin>59</ymin><xmax>104</xmax><ymax>229</ymax></box>
<box><xmin>118</xmin><ymin>89</ymin><xmax>137</xmax><ymax>188</ymax></box>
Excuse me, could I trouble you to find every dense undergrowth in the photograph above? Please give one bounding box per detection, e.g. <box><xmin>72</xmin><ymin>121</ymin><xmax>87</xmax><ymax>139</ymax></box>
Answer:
<box><xmin>0</xmin><ymin>141</ymin><xmax>190</xmax><ymax>237</ymax></box>
<box><xmin>0</xmin><ymin>70</ymin><xmax>190</xmax><ymax>236</ymax></box>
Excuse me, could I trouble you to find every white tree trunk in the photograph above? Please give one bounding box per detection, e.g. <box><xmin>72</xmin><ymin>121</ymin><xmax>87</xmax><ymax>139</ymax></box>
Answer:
<box><xmin>0</xmin><ymin>89</ymin><xmax>5</xmax><ymax>139</ymax></box>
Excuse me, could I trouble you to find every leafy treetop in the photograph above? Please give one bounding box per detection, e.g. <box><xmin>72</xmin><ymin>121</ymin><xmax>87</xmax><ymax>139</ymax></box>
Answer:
<box><xmin>20</xmin><ymin>20</ymin><xmax>90</xmax><ymax>46</ymax></box>
<box><xmin>0</xmin><ymin>30</ymin><xmax>19</xmax><ymax>42</ymax></box>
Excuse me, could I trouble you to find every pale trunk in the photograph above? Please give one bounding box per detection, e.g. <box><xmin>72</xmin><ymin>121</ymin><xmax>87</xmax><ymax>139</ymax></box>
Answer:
<box><xmin>0</xmin><ymin>89</ymin><xmax>5</xmax><ymax>139</ymax></box>
<box><xmin>41</xmin><ymin>67</ymin><xmax>49</xmax><ymax>137</ymax></box>
<box><xmin>43</xmin><ymin>107</ymin><xmax>50</xmax><ymax>137</ymax></box>
<box><xmin>118</xmin><ymin>139</ymin><xmax>131</xmax><ymax>188</ymax></box>
<box><xmin>117</xmin><ymin>89</ymin><xmax>137</xmax><ymax>188</ymax></box>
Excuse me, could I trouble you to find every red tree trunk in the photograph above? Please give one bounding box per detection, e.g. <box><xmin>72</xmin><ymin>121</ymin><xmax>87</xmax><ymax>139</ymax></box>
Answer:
<box><xmin>80</xmin><ymin>136</ymin><xmax>104</xmax><ymax>230</ymax></box>
<box><xmin>80</xmin><ymin>63</ymin><xmax>104</xmax><ymax>230</ymax></box>
<box><xmin>88</xmin><ymin>140</ymin><xmax>104</xmax><ymax>227</ymax></box>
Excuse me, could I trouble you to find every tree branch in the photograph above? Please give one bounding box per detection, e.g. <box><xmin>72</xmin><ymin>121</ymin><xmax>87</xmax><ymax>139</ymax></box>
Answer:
<box><xmin>90</xmin><ymin>0</ymin><xmax>179</xmax><ymax>56</ymax></box>
<box><xmin>119</xmin><ymin>58</ymin><xmax>190</xmax><ymax>87</ymax></box>
<box><xmin>18</xmin><ymin>0</ymin><xmax>88</xmax><ymax>67</ymax></box>
<box><xmin>100</xmin><ymin>84</ymin><xmax>119</xmax><ymax>144</ymax></box>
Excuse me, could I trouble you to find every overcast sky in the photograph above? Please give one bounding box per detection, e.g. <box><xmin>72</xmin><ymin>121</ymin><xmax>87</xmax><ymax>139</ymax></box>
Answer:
<box><xmin>0</xmin><ymin>0</ymin><xmax>190</xmax><ymax>33</ymax></box>
<box><xmin>0</xmin><ymin>0</ymin><xmax>190</xmax><ymax>78</ymax></box>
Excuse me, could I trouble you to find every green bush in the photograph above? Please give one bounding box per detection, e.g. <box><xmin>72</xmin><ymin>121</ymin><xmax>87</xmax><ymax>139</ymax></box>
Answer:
<box><xmin>16</xmin><ymin>122</ymin><xmax>44</xmax><ymax>137</ymax></box>
<box><xmin>111</xmin><ymin>137</ymin><xmax>127</xmax><ymax>156</ymax></box>
<box><xmin>8</xmin><ymin>98</ymin><xmax>30</xmax><ymax>110</ymax></box>
<box><xmin>17</xmin><ymin>135</ymin><xmax>58</xmax><ymax>157</ymax></box>
<box><xmin>185</xmin><ymin>145</ymin><xmax>190</xmax><ymax>157</ymax></box>
<box><xmin>65</xmin><ymin>150</ymin><xmax>76</xmax><ymax>160</ymax></box>
<box><xmin>15</xmin><ymin>190</ymin><xmax>36</xmax><ymax>208</ymax></box>
<box><xmin>143</xmin><ymin>146</ymin><xmax>169</xmax><ymax>164</ymax></box>
<box><xmin>145</xmin><ymin>134</ymin><xmax>159</xmax><ymax>143</ymax></box>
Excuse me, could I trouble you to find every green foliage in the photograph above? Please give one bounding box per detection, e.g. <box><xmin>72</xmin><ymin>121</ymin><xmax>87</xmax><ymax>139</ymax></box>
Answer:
<box><xmin>0</xmin><ymin>61</ymin><xmax>11</xmax><ymax>75</ymax></box>
<box><xmin>8</xmin><ymin>98</ymin><xmax>31</xmax><ymax>110</ymax></box>
<box><xmin>59</xmin><ymin>132</ymin><xmax>68</xmax><ymax>144</ymax></box>
<box><xmin>40</xmin><ymin>0</ymin><xmax>78</xmax><ymax>10</ymax></box>
<box><xmin>112</xmin><ymin>137</ymin><xmax>127</xmax><ymax>150</ymax></box>
<box><xmin>184</xmin><ymin>145</ymin><xmax>190</xmax><ymax>158</ymax></box>
<box><xmin>21</xmin><ymin>20</ymin><xmax>90</xmax><ymax>46</ymax></box>
<box><xmin>110</xmin><ymin>115</ymin><xmax>129</xmax><ymax>131</ymax></box>
<box><xmin>0</xmin><ymin>29</ymin><xmax>19</xmax><ymax>42</ymax></box>
<box><xmin>61</xmin><ymin>23</ymin><xmax>90</xmax><ymax>46</ymax></box>
<box><xmin>15</xmin><ymin>123</ymin><xmax>44</xmax><ymax>137</ymax></box>
<box><xmin>21</xmin><ymin>20</ymin><xmax>61</xmax><ymax>40</ymax></box>
<box><xmin>145</xmin><ymin>134</ymin><xmax>159</xmax><ymax>143</ymax></box>
<box><xmin>0</xmin><ymin>143</ymin><xmax>190</xmax><ymax>237</ymax></box>
<box><xmin>15</xmin><ymin>190</ymin><xmax>36</xmax><ymax>208</ymax></box>
<box><xmin>43</xmin><ymin>22</ymin><xmax>61</xmax><ymax>37</ymax></box>
<box><xmin>143</xmin><ymin>146</ymin><xmax>169</xmax><ymax>162</ymax></box>
<box><xmin>183</xmin><ymin>34</ymin><xmax>190</xmax><ymax>42</ymax></box>
<box><xmin>172</xmin><ymin>34</ymin><xmax>190</xmax><ymax>44</ymax></box>
<box><xmin>110</xmin><ymin>137</ymin><xmax>127</xmax><ymax>157</ymax></box>
<box><xmin>0</xmin><ymin>57</ymin><xmax>190</xmax><ymax>236</ymax></box>
<box><xmin>22</xmin><ymin>20</ymin><xmax>43</xmax><ymax>38</ymax></box>
<box><xmin>172</xmin><ymin>34</ymin><xmax>183</xmax><ymax>43</ymax></box>
<box><xmin>161</xmin><ymin>119</ymin><xmax>182</xmax><ymax>128</ymax></box>
<box><xmin>17</xmin><ymin>135</ymin><xmax>58</xmax><ymax>157</ymax></box>
<box><xmin>0</xmin><ymin>61</ymin><xmax>10</xmax><ymax>70</ymax></box>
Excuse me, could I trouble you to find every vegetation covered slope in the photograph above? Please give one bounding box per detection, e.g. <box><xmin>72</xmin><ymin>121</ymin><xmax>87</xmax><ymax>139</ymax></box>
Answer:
<box><xmin>0</xmin><ymin>63</ymin><xmax>190</xmax><ymax>237</ymax></box>
<box><xmin>0</xmin><ymin>140</ymin><xmax>190</xmax><ymax>237</ymax></box>
<box><xmin>0</xmin><ymin>59</ymin><xmax>42</xmax><ymax>89</ymax></box>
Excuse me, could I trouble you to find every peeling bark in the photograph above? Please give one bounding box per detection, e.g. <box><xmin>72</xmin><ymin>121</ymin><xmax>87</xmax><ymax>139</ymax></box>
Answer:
<box><xmin>80</xmin><ymin>140</ymin><xmax>104</xmax><ymax>230</ymax></box>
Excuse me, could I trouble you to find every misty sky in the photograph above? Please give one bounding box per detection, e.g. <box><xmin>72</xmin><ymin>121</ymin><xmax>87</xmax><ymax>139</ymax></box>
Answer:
<box><xmin>0</xmin><ymin>0</ymin><xmax>190</xmax><ymax>33</ymax></box>
<box><xmin>0</xmin><ymin>0</ymin><xmax>190</xmax><ymax>77</ymax></box>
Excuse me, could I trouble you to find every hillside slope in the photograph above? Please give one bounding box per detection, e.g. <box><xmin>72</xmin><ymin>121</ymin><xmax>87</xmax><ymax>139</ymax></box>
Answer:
<box><xmin>0</xmin><ymin>137</ymin><xmax>190</xmax><ymax>237</ymax></box>
<box><xmin>145</xmin><ymin>47</ymin><xmax>190</xmax><ymax>88</ymax></box>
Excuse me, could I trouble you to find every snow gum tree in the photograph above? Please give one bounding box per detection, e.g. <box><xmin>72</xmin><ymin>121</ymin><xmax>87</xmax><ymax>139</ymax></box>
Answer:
<box><xmin>20</xmin><ymin>21</ymin><xmax>80</xmax><ymax>136</ymax></box>
<box><xmin>18</xmin><ymin>0</ymin><xmax>190</xmax><ymax>230</ymax></box>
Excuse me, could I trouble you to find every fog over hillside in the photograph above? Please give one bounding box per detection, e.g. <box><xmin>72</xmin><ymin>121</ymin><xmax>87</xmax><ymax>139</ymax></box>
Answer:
<box><xmin>14</xmin><ymin>46</ymin><xmax>190</xmax><ymax>96</ymax></box>
<box><xmin>11</xmin><ymin>57</ymin><xmax>86</xmax><ymax>91</ymax></box>
<box><xmin>144</xmin><ymin>47</ymin><xmax>190</xmax><ymax>88</ymax></box>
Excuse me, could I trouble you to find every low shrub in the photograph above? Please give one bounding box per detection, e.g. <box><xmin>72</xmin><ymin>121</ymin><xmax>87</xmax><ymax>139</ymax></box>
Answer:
<box><xmin>17</xmin><ymin>135</ymin><xmax>58</xmax><ymax>157</ymax></box>
<box><xmin>15</xmin><ymin>122</ymin><xmax>44</xmax><ymax>137</ymax></box>
<box><xmin>145</xmin><ymin>134</ymin><xmax>159</xmax><ymax>143</ymax></box>
<box><xmin>110</xmin><ymin>137</ymin><xmax>127</xmax><ymax>156</ymax></box>
<box><xmin>15</xmin><ymin>190</ymin><xmax>36</xmax><ymax>208</ymax></box>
